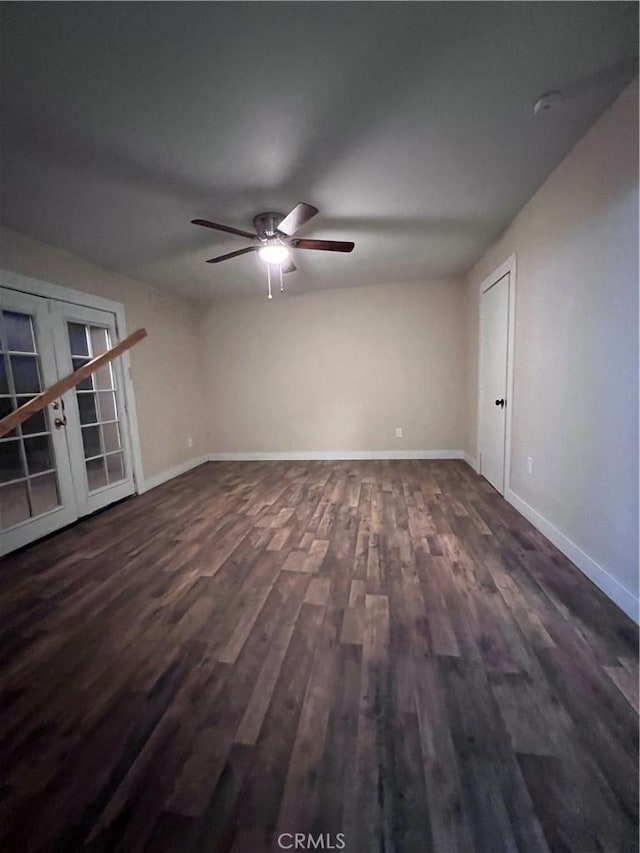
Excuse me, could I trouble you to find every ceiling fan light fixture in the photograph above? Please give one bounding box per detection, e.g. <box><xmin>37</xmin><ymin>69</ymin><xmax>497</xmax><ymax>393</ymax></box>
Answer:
<box><xmin>192</xmin><ymin>203</ymin><xmax>354</xmax><ymax>275</ymax></box>
<box><xmin>258</xmin><ymin>243</ymin><xmax>290</xmax><ymax>265</ymax></box>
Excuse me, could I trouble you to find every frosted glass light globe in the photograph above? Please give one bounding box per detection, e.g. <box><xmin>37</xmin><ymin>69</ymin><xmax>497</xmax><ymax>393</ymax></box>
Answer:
<box><xmin>259</xmin><ymin>244</ymin><xmax>290</xmax><ymax>264</ymax></box>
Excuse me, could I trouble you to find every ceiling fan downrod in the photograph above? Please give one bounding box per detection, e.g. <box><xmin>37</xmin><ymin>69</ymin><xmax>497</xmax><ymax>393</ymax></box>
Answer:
<box><xmin>253</xmin><ymin>212</ymin><xmax>283</xmax><ymax>238</ymax></box>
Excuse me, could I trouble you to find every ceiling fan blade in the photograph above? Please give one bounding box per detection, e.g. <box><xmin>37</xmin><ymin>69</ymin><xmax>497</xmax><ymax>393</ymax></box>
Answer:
<box><xmin>206</xmin><ymin>246</ymin><xmax>258</xmax><ymax>264</ymax></box>
<box><xmin>277</xmin><ymin>203</ymin><xmax>319</xmax><ymax>237</ymax></box>
<box><xmin>192</xmin><ymin>218</ymin><xmax>258</xmax><ymax>240</ymax></box>
<box><xmin>294</xmin><ymin>238</ymin><xmax>354</xmax><ymax>253</ymax></box>
<box><xmin>281</xmin><ymin>257</ymin><xmax>297</xmax><ymax>274</ymax></box>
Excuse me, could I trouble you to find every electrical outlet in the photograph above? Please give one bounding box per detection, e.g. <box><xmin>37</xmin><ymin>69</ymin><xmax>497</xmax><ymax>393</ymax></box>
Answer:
<box><xmin>395</xmin><ymin>427</ymin><xmax>403</xmax><ymax>439</ymax></box>
<box><xmin>527</xmin><ymin>456</ymin><xmax>533</xmax><ymax>475</ymax></box>
<box><xmin>187</xmin><ymin>436</ymin><xmax>193</xmax><ymax>449</ymax></box>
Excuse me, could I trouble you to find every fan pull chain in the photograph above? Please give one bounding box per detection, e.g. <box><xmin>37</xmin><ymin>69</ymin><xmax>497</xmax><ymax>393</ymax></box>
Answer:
<box><xmin>267</xmin><ymin>264</ymin><xmax>272</xmax><ymax>300</ymax></box>
<box><xmin>279</xmin><ymin>264</ymin><xmax>284</xmax><ymax>293</ymax></box>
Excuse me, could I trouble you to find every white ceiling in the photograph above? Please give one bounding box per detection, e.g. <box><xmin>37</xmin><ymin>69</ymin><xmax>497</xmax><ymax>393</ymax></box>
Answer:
<box><xmin>1</xmin><ymin>2</ymin><xmax>637</xmax><ymax>298</ymax></box>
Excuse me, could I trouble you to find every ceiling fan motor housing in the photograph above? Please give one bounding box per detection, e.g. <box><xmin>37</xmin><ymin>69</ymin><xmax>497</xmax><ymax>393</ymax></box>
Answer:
<box><xmin>253</xmin><ymin>212</ymin><xmax>285</xmax><ymax>240</ymax></box>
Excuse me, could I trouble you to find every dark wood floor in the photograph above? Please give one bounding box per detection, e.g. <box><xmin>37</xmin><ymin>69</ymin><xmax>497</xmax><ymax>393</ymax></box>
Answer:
<box><xmin>0</xmin><ymin>460</ymin><xmax>637</xmax><ymax>852</ymax></box>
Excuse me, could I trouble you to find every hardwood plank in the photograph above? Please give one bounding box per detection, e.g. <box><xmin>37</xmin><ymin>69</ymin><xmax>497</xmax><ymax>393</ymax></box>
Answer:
<box><xmin>217</xmin><ymin>554</ymin><xmax>282</xmax><ymax>664</ymax></box>
<box><xmin>234</xmin><ymin>574</ymin><xmax>310</xmax><ymax>746</ymax></box>
<box><xmin>414</xmin><ymin>658</ymin><xmax>475</xmax><ymax>852</ymax></box>
<box><xmin>167</xmin><ymin>571</ymin><xmax>310</xmax><ymax>821</ymax></box>
<box><xmin>442</xmin><ymin>657</ymin><xmax>546</xmax><ymax>853</ymax></box>
<box><xmin>339</xmin><ymin>606</ymin><xmax>364</xmax><ymax>646</ymax></box>
<box><xmin>346</xmin><ymin>593</ymin><xmax>392</xmax><ymax>851</ymax></box>
<box><xmin>281</xmin><ymin>550</ymin><xmax>309</xmax><ymax>573</ymax></box>
<box><xmin>304</xmin><ymin>576</ymin><xmax>332</xmax><ymax>606</ymax></box>
<box><xmin>604</xmin><ymin>664</ymin><xmax>639</xmax><ymax>714</ymax></box>
<box><xmin>347</xmin><ymin>579</ymin><xmax>366</xmax><ymax>608</ymax></box>
<box><xmin>266</xmin><ymin>528</ymin><xmax>292</xmax><ymax>552</ymax></box>
<box><xmin>228</xmin><ymin>603</ymin><xmax>325</xmax><ymax>847</ymax></box>
<box><xmin>303</xmin><ymin>539</ymin><xmax>330</xmax><ymax>573</ymax></box>
<box><xmin>276</xmin><ymin>607</ymin><xmax>341</xmax><ymax>837</ymax></box>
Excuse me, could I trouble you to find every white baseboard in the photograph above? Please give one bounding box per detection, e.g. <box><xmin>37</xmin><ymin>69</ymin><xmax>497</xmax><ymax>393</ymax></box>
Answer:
<box><xmin>140</xmin><ymin>455</ymin><xmax>209</xmax><ymax>493</ymax></box>
<box><xmin>506</xmin><ymin>488</ymin><xmax>639</xmax><ymax>624</ymax></box>
<box><xmin>207</xmin><ymin>449</ymin><xmax>468</xmax><ymax>462</ymax></box>
<box><xmin>463</xmin><ymin>452</ymin><xmax>479</xmax><ymax>472</ymax></box>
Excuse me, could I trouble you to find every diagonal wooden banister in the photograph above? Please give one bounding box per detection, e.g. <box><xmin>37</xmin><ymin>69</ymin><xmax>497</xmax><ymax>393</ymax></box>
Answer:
<box><xmin>0</xmin><ymin>328</ymin><xmax>147</xmax><ymax>439</ymax></box>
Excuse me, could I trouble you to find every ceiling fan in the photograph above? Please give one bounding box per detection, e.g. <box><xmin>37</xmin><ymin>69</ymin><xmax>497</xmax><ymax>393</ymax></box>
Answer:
<box><xmin>191</xmin><ymin>203</ymin><xmax>355</xmax><ymax>275</ymax></box>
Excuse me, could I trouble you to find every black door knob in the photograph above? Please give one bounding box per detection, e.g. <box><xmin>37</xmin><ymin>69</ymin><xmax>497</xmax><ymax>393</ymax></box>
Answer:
<box><xmin>495</xmin><ymin>399</ymin><xmax>505</xmax><ymax>408</ymax></box>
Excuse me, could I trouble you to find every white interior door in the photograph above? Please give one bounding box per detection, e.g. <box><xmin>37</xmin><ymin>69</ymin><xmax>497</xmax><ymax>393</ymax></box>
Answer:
<box><xmin>51</xmin><ymin>302</ymin><xmax>135</xmax><ymax>515</ymax></box>
<box><xmin>0</xmin><ymin>289</ymin><xmax>77</xmax><ymax>554</ymax></box>
<box><xmin>479</xmin><ymin>272</ymin><xmax>510</xmax><ymax>493</ymax></box>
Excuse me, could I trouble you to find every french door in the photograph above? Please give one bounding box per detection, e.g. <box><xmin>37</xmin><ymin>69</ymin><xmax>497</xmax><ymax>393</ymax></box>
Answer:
<box><xmin>0</xmin><ymin>287</ymin><xmax>136</xmax><ymax>555</ymax></box>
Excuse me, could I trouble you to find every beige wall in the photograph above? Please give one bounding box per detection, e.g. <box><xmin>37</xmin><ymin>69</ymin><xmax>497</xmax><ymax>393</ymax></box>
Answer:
<box><xmin>0</xmin><ymin>226</ymin><xmax>207</xmax><ymax>481</ymax></box>
<box><xmin>199</xmin><ymin>279</ymin><xmax>468</xmax><ymax>454</ymax></box>
<box><xmin>466</xmin><ymin>80</ymin><xmax>639</xmax><ymax>612</ymax></box>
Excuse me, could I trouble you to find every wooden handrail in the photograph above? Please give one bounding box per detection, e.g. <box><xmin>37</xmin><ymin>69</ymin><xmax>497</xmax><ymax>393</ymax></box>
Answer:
<box><xmin>0</xmin><ymin>328</ymin><xmax>147</xmax><ymax>439</ymax></box>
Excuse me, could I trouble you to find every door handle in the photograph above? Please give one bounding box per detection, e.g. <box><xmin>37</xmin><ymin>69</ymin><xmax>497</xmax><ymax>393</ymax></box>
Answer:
<box><xmin>495</xmin><ymin>399</ymin><xmax>505</xmax><ymax>408</ymax></box>
<box><xmin>54</xmin><ymin>416</ymin><xmax>67</xmax><ymax>429</ymax></box>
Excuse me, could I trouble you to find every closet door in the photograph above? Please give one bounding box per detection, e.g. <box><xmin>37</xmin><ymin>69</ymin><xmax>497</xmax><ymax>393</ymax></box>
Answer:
<box><xmin>51</xmin><ymin>302</ymin><xmax>135</xmax><ymax>516</ymax></box>
<box><xmin>0</xmin><ymin>288</ymin><xmax>77</xmax><ymax>554</ymax></box>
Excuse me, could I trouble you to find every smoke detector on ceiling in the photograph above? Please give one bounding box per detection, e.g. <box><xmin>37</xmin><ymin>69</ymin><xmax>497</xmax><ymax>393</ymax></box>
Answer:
<box><xmin>533</xmin><ymin>90</ymin><xmax>565</xmax><ymax>115</ymax></box>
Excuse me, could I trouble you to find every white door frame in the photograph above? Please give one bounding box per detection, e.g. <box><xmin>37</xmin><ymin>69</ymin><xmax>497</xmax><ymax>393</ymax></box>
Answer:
<box><xmin>0</xmin><ymin>269</ymin><xmax>145</xmax><ymax>494</ymax></box>
<box><xmin>476</xmin><ymin>254</ymin><xmax>516</xmax><ymax>494</ymax></box>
